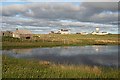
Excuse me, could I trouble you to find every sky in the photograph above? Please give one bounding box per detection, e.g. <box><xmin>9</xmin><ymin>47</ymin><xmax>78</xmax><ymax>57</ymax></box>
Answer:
<box><xmin>0</xmin><ymin>0</ymin><xmax>119</xmax><ymax>34</ymax></box>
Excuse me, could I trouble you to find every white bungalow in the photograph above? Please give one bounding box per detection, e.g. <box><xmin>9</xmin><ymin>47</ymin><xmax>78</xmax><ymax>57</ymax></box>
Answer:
<box><xmin>80</xmin><ymin>32</ymin><xmax>88</xmax><ymax>35</ymax></box>
<box><xmin>57</xmin><ymin>29</ymin><xmax>70</xmax><ymax>34</ymax></box>
<box><xmin>92</xmin><ymin>27</ymin><xmax>108</xmax><ymax>35</ymax></box>
<box><xmin>92</xmin><ymin>31</ymin><xmax>108</xmax><ymax>35</ymax></box>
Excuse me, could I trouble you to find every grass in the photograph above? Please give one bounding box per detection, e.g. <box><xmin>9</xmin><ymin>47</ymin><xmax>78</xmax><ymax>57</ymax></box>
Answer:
<box><xmin>2</xmin><ymin>34</ymin><xmax>119</xmax><ymax>78</ymax></box>
<box><xmin>2</xmin><ymin>55</ymin><xmax>119</xmax><ymax>78</ymax></box>
<box><xmin>1</xmin><ymin>34</ymin><xmax>120</xmax><ymax>49</ymax></box>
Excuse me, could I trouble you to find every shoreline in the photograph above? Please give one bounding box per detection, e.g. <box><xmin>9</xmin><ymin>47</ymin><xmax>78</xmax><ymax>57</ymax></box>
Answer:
<box><xmin>2</xmin><ymin>44</ymin><xmax>119</xmax><ymax>50</ymax></box>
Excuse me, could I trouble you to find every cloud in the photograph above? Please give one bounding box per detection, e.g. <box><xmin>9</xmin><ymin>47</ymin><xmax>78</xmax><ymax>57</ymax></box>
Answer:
<box><xmin>89</xmin><ymin>12</ymin><xmax>118</xmax><ymax>23</ymax></box>
<box><xmin>1</xmin><ymin>2</ymin><xmax>119</xmax><ymax>34</ymax></box>
<box><xmin>84</xmin><ymin>0</ymin><xmax>119</xmax><ymax>2</ymax></box>
<box><xmin>81</xmin><ymin>2</ymin><xmax>118</xmax><ymax>12</ymax></box>
<box><xmin>1</xmin><ymin>0</ymin><xmax>119</xmax><ymax>2</ymax></box>
<box><xmin>1</xmin><ymin>2</ymin><xmax>118</xmax><ymax>23</ymax></box>
<box><xmin>1</xmin><ymin>4</ymin><xmax>27</xmax><ymax>16</ymax></box>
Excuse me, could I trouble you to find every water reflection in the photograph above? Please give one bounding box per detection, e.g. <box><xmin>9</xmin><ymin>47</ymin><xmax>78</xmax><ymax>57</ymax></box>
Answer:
<box><xmin>2</xmin><ymin>46</ymin><xmax>119</xmax><ymax>67</ymax></box>
<box><xmin>12</xmin><ymin>49</ymin><xmax>32</xmax><ymax>54</ymax></box>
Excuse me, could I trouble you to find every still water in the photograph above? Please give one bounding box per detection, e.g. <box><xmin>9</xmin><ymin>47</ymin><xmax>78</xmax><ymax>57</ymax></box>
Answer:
<box><xmin>2</xmin><ymin>46</ymin><xmax>119</xmax><ymax>67</ymax></box>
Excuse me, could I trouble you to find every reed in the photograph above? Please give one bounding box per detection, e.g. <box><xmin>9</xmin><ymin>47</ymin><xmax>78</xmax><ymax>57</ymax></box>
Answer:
<box><xmin>2</xmin><ymin>55</ymin><xmax>119</xmax><ymax>78</ymax></box>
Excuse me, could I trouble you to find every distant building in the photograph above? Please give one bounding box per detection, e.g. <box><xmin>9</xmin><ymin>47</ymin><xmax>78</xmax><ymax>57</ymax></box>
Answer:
<box><xmin>1</xmin><ymin>31</ymin><xmax>13</xmax><ymax>37</ymax></box>
<box><xmin>76</xmin><ymin>32</ymin><xmax>81</xmax><ymax>34</ymax></box>
<box><xmin>57</xmin><ymin>29</ymin><xmax>70</xmax><ymax>34</ymax></box>
<box><xmin>80</xmin><ymin>32</ymin><xmax>88</xmax><ymax>35</ymax></box>
<box><xmin>92</xmin><ymin>27</ymin><xmax>108</xmax><ymax>35</ymax></box>
<box><xmin>96</xmin><ymin>27</ymin><xmax>99</xmax><ymax>33</ymax></box>
<box><xmin>49</xmin><ymin>31</ymin><xmax>55</xmax><ymax>34</ymax></box>
<box><xmin>13</xmin><ymin>29</ymin><xmax>33</xmax><ymax>39</ymax></box>
<box><xmin>92</xmin><ymin>31</ymin><xmax>108</xmax><ymax>35</ymax></box>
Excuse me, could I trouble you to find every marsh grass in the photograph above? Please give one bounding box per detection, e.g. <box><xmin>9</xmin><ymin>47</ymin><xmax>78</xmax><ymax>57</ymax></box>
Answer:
<box><xmin>2</xmin><ymin>55</ymin><xmax>119</xmax><ymax>78</ymax></box>
<box><xmin>2</xmin><ymin>34</ymin><xmax>120</xmax><ymax>49</ymax></box>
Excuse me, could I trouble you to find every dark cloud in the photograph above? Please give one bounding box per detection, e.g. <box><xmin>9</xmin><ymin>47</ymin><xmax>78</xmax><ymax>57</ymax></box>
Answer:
<box><xmin>81</xmin><ymin>2</ymin><xmax>118</xmax><ymax>12</ymax></box>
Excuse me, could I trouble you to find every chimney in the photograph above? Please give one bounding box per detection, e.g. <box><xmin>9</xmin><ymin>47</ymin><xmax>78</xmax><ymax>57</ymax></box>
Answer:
<box><xmin>16</xmin><ymin>28</ymin><xmax>18</xmax><ymax>30</ymax></box>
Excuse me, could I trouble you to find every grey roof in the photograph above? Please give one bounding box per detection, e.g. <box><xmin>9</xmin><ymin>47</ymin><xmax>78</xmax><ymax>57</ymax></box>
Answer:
<box><xmin>13</xmin><ymin>30</ymin><xmax>32</xmax><ymax>34</ymax></box>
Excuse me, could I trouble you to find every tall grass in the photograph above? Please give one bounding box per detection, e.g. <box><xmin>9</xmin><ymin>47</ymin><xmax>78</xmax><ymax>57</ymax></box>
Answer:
<box><xmin>2</xmin><ymin>55</ymin><xmax>119</xmax><ymax>78</ymax></box>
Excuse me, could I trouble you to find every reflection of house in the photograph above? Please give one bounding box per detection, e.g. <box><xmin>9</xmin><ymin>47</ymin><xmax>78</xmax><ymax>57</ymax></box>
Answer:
<box><xmin>1</xmin><ymin>31</ymin><xmax>13</xmax><ymax>37</ymax></box>
<box><xmin>13</xmin><ymin>29</ymin><xmax>33</xmax><ymax>39</ymax></box>
<box><xmin>12</xmin><ymin>49</ymin><xmax>32</xmax><ymax>54</ymax></box>
<box><xmin>57</xmin><ymin>29</ymin><xmax>70</xmax><ymax>34</ymax></box>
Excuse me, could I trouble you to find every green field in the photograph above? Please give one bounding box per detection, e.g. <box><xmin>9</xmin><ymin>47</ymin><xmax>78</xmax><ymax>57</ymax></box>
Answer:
<box><xmin>2</xmin><ymin>55</ymin><xmax>119</xmax><ymax>78</ymax></box>
<box><xmin>2</xmin><ymin>34</ymin><xmax>120</xmax><ymax>49</ymax></box>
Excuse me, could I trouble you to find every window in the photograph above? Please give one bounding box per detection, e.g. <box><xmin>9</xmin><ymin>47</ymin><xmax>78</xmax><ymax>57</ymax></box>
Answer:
<box><xmin>26</xmin><ymin>37</ymin><xmax>30</xmax><ymax>39</ymax></box>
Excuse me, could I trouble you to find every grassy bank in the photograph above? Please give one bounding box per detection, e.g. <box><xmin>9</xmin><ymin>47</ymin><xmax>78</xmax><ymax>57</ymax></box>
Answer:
<box><xmin>2</xmin><ymin>55</ymin><xmax>119</xmax><ymax>78</ymax></box>
<box><xmin>1</xmin><ymin>34</ymin><xmax>120</xmax><ymax>49</ymax></box>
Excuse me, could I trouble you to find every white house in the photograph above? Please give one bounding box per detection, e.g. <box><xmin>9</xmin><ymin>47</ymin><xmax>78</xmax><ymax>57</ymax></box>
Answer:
<box><xmin>57</xmin><ymin>29</ymin><xmax>70</xmax><ymax>34</ymax></box>
<box><xmin>92</xmin><ymin>27</ymin><xmax>108</xmax><ymax>35</ymax></box>
<box><xmin>80</xmin><ymin>32</ymin><xmax>88</xmax><ymax>35</ymax></box>
<box><xmin>92</xmin><ymin>31</ymin><xmax>108</xmax><ymax>35</ymax></box>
